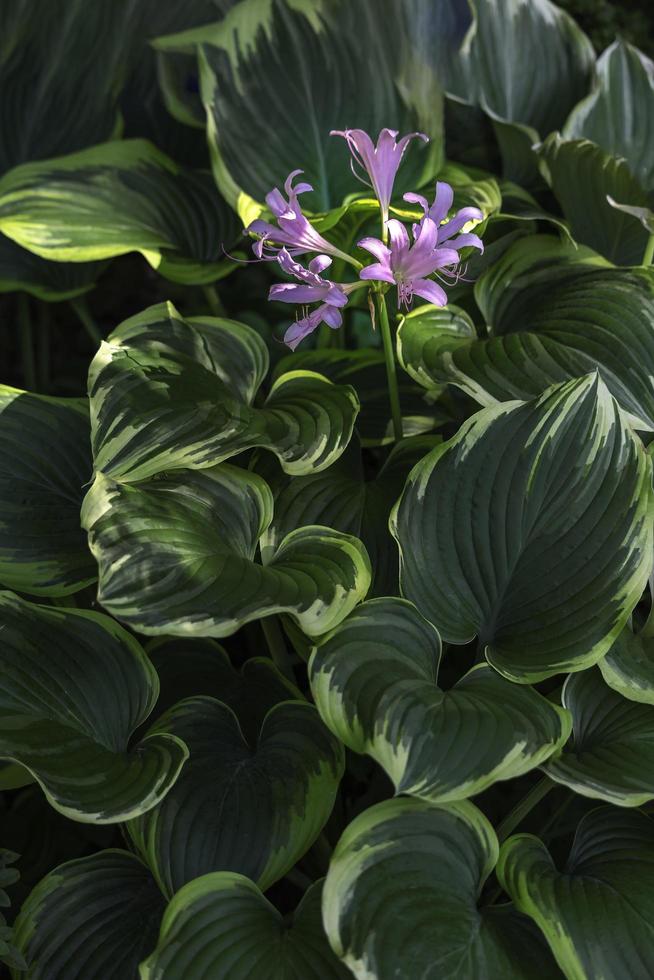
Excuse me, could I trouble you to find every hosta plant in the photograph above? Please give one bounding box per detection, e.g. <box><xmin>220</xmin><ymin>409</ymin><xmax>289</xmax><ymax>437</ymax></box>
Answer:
<box><xmin>3</xmin><ymin>1</ymin><xmax>654</xmax><ymax>978</ymax></box>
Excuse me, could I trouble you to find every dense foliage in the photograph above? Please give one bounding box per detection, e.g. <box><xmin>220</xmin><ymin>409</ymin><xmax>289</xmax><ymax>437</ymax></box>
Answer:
<box><xmin>2</xmin><ymin>0</ymin><xmax>654</xmax><ymax>977</ymax></box>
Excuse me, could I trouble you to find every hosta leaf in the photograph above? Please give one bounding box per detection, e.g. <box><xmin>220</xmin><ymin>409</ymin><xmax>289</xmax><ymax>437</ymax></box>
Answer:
<box><xmin>128</xmin><ymin>697</ymin><xmax>343</xmax><ymax>896</ymax></box>
<box><xmin>140</xmin><ymin>874</ymin><xmax>349</xmax><ymax>980</ymax></box>
<box><xmin>458</xmin><ymin>0</ymin><xmax>594</xmax><ymax>133</ymax></box>
<box><xmin>0</xmin><ymin>387</ymin><xmax>95</xmax><ymax>596</ymax></box>
<box><xmin>89</xmin><ymin>302</ymin><xmax>358</xmax><ymax>482</ymax></box>
<box><xmin>323</xmin><ymin>796</ymin><xmax>561</xmax><ymax>980</ymax></box>
<box><xmin>310</xmin><ymin>598</ymin><xmax>571</xmax><ymax>801</ymax></box>
<box><xmin>274</xmin><ymin>348</ymin><xmax>441</xmax><ymax>446</ymax></box>
<box><xmin>544</xmin><ymin>668</ymin><xmax>654</xmax><ymax>806</ymax></box>
<box><xmin>157</xmin><ymin>0</ymin><xmax>439</xmax><ymax>211</ymax></box>
<box><xmin>600</xmin><ymin>624</ymin><xmax>654</xmax><ymax>705</ymax></box>
<box><xmin>498</xmin><ymin>806</ymin><xmax>654</xmax><ymax>980</ymax></box>
<box><xmin>0</xmin><ymin>235</ymin><xmax>100</xmax><ymax>301</ymax></box>
<box><xmin>0</xmin><ymin>592</ymin><xmax>187</xmax><ymax>823</ymax></box>
<box><xmin>146</xmin><ymin>638</ymin><xmax>301</xmax><ymax>743</ymax></box>
<box><xmin>401</xmin><ymin>269</ymin><xmax>654</xmax><ymax>431</ymax></box>
<box><xmin>391</xmin><ymin>375</ymin><xmax>654</xmax><ymax>682</ymax></box>
<box><xmin>11</xmin><ymin>851</ymin><xmax>165</xmax><ymax>980</ymax></box>
<box><xmin>82</xmin><ymin>464</ymin><xmax>371</xmax><ymax>638</ymax></box>
<box><xmin>474</xmin><ymin>234</ymin><xmax>610</xmax><ymax>330</ymax></box>
<box><xmin>563</xmin><ymin>40</ymin><xmax>654</xmax><ymax>191</ymax></box>
<box><xmin>257</xmin><ymin>436</ymin><xmax>438</xmax><ymax>596</ymax></box>
<box><xmin>0</xmin><ymin>140</ymin><xmax>240</xmax><ymax>284</ymax></box>
<box><xmin>537</xmin><ymin>135</ymin><xmax>651</xmax><ymax>264</ymax></box>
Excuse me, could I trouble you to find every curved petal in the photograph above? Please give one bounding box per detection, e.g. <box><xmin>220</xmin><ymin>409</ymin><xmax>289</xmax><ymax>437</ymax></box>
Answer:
<box><xmin>413</xmin><ymin>216</ymin><xmax>439</xmax><ymax>254</ymax></box>
<box><xmin>403</xmin><ymin>191</ymin><xmax>429</xmax><ymax>215</ymax></box>
<box><xmin>438</xmin><ymin>207</ymin><xmax>483</xmax><ymax>242</ymax></box>
<box><xmin>396</xmin><ymin>131</ymin><xmax>429</xmax><ymax>153</ymax></box>
<box><xmin>449</xmin><ymin>232</ymin><xmax>484</xmax><ymax>253</ymax></box>
<box><xmin>428</xmin><ymin>182</ymin><xmax>454</xmax><ymax>225</ymax></box>
<box><xmin>283</xmin><ymin>314</ymin><xmax>321</xmax><ymax>351</ymax></box>
<box><xmin>387</xmin><ymin>219</ymin><xmax>410</xmax><ymax>254</ymax></box>
<box><xmin>412</xmin><ymin>278</ymin><xmax>448</xmax><ymax>306</ymax></box>
<box><xmin>309</xmin><ymin>254</ymin><xmax>333</xmax><ymax>274</ymax></box>
<box><xmin>357</xmin><ymin>236</ymin><xmax>391</xmax><ymax>262</ymax></box>
<box><xmin>265</xmin><ymin>188</ymin><xmax>288</xmax><ymax>217</ymax></box>
<box><xmin>284</xmin><ymin>169</ymin><xmax>313</xmax><ymax>198</ymax></box>
<box><xmin>321</xmin><ymin>305</ymin><xmax>344</xmax><ymax>328</ymax></box>
<box><xmin>359</xmin><ymin>262</ymin><xmax>395</xmax><ymax>284</ymax></box>
<box><xmin>269</xmin><ymin>283</ymin><xmax>328</xmax><ymax>304</ymax></box>
<box><xmin>324</xmin><ymin>285</ymin><xmax>349</xmax><ymax>307</ymax></box>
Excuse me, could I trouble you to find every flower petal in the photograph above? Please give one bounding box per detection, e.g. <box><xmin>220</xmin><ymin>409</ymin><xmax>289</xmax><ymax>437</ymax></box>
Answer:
<box><xmin>269</xmin><ymin>283</ymin><xmax>329</xmax><ymax>304</ymax></box>
<box><xmin>387</xmin><ymin>219</ymin><xmax>410</xmax><ymax>254</ymax></box>
<box><xmin>403</xmin><ymin>191</ymin><xmax>429</xmax><ymax>215</ymax></box>
<box><xmin>438</xmin><ymin>207</ymin><xmax>483</xmax><ymax>241</ymax></box>
<box><xmin>359</xmin><ymin>262</ymin><xmax>395</xmax><ymax>284</ymax></box>
<box><xmin>357</xmin><ymin>236</ymin><xmax>391</xmax><ymax>262</ymax></box>
<box><xmin>449</xmin><ymin>232</ymin><xmax>484</xmax><ymax>253</ymax></box>
<box><xmin>412</xmin><ymin>278</ymin><xmax>448</xmax><ymax>306</ymax></box>
<box><xmin>309</xmin><ymin>254</ymin><xmax>333</xmax><ymax>274</ymax></box>
<box><xmin>428</xmin><ymin>182</ymin><xmax>454</xmax><ymax>225</ymax></box>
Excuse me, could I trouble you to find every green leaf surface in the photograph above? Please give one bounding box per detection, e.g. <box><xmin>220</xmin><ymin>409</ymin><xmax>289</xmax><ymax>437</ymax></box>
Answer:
<box><xmin>128</xmin><ymin>697</ymin><xmax>343</xmax><ymax>896</ymax></box>
<box><xmin>323</xmin><ymin>796</ymin><xmax>561</xmax><ymax>980</ymax></box>
<box><xmin>564</xmin><ymin>40</ymin><xmax>654</xmax><ymax>191</ymax></box>
<box><xmin>402</xmin><ymin>268</ymin><xmax>654</xmax><ymax>431</ymax></box>
<box><xmin>82</xmin><ymin>464</ymin><xmax>371</xmax><ymax>638</ymax></box>
<box><xmin>88</xmin><ymin>302</ymin><xmax>358</xmax><ymax>482</ymax></box>
<box><xmin>448</xmin><ymin>0</ymin><xmax>594</xmax><ymax>134</ymax></box>
<box><xmin>145</xmin><ymin>638</ymin><xmax>302</xmax><ymax>744</ymax></box>
<box><xmin>0</xmin><ymin>387</ymin><xmax>96</xmax><ymax>596</ymax></box>
<box><xmin>140</xmin><ymin>874</ymin><xmax>349</xmax><ymax>980</ymax></box>
<box><xmin>158</xmin><ymin>0</ymin><xmax>440</xmax><ymax>211</ymax></box>
<box><xmin>11</xmin><ymin>851</ymin><xmax>165</xmax><ymax>980</ymax></box>
<box><xmin>0</xmin><ymin>234</ymin><xmax>101</xmax><ymax>300</ymax></box>
<box><xmin>391</xmin><ymin>375</ymin><xmax>654</xmax><ymax>682</ymax></box>
<box><xmin>545</xmin><ymin>668</ymin><xmax>654</xmax><ymax>806</ymax></box>
<box><xmin>0</xmin><ymin>592</ymin><xmax>187</xmax><ymax>823</ymax></box>
<box><xmin>257</xmin><ymin>435</ymin><xmax>438</xmax><ymax>596</ymax></box>
<box><xmin>310</xmin><ymin>598</ymin><xmax>570</xmax><ymax>802</ymax></box>
<box><xmin>537</xmin><ymin>135</ymin><xmax>651</xmax><ymax>264</ymax></box>
<box><xmin>0</xmin><ymin>140</ymin><xmax>239</xmax><ymax>284</ymax></box>
<box><xmin>600</xmin><ymin>623</ymin><xmax>654</xmax><ymax>705</ymax></box>
<box><xmin>498</xmin><ymin>806</ymin><xmax>654</xmax><ymax>980</ymax></box>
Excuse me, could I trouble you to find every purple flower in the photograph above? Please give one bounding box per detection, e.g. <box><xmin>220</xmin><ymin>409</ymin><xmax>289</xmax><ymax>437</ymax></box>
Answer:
<box><xmin>358</xmin><ymin>216</ymin><xmax>478</xmax><ymax>309</ymax></box>
<box><xmin>404</xmin><ymin>181</ymin><xmax>484</xmax><ymax>252</ymax></box>
<box><xmin>283</xmin><ymin>304</ymin><xmax>344</xmax><ymax>351</ymax></box>
<box><xmin>330</xmin><ymin>128</ymin><xmax>428</xmax><ymax>226</ymax></box>
<box><xmin>246</xmin><ymin>170</ymin><xmax>353</xmax><ymax>265</ymax></box>
<box><xmin>268</xmin><ymin>249</ymin><xmax>348</xmax><ymax>309</ymax></box>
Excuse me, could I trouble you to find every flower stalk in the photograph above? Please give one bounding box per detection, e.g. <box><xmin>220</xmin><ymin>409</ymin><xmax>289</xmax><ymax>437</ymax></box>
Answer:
<box><xmin>375</xmin><ymin>288</ymin><xmax>403</xmax><ymax>443</ymax></box>
<box><xmin>643</xmin><ymin>233</ymin><xmax>654</xmax><ymax>266</ymax></box>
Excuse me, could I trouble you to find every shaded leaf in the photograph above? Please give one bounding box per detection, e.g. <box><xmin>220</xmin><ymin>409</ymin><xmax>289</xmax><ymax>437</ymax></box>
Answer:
<box><xmin>82</xmin><ymin>464</ymin><xmax>371</xmax><ymax>638</ymax></box>
<box><xmin>128</xmin><ymin>697</ymin><xmax>343</xmax><ymax>895</ymax></box>
<box><xmin>545</xmin><ymin>668</ymin><xmax>654</xmax><ymax>806</ymax></box>
<box><xmin>0</xmin><ymin>388</ymin><xmax>95</xmax><ymax>596</ymax></box>
<box><xmin>12</xmin><ymin>851</ymin><xmax>165</xmax><ymax>980</ymax></box>
<box><xmin>600</xmin><ymin>623</ymin><xmax>654</xmax><ymax>705</ymax></box>
<box><xmin>323</xmin><ymin>796</ymin><xmax>561</xmax><ymax>980</ymax></box>
<box><xmin>0</xmin><ymin>592</ymin><xmax>187</xmax><ymax>823</ymax></box>
<box><xmin>310</xmin><ymin>598</ymin><xmax>571</xmax><ymax>802</ymax></box>
<box><xmin>140</xmin><ymin>874</ymin><xmax>349</xmax><ymax>979</ymax></box>
<box><xmin>88</xmin><ymin>302</ymin><xmax>359</xmax><ymax>482</ymax></box>
<box><xmin>499</xmin><ymin>806</ymin><xmax>654</xmax><ymax>979</ymax></box>
<box><xmin>391</xmin><ymin>375</ymin><xmax>654</xmax><ymax>682</ymax></box>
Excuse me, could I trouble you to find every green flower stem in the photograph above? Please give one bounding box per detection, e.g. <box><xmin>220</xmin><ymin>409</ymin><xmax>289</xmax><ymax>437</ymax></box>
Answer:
<box><xmin>203</xmin><ymin>284</ymin><xmax>226</xmax><ymax>317</ymax></box>
<box><xmin>71</xmin><ymin>297</ymin><xmax>102</xmax><ymax>347</ymax></box>
<box><xmin>374</xmin><ymin>289</ymin><xmax>403</xmax><ymax>442</ymax></box>
<box><xmin>644</xmin><ymin>233</ymin><xmax>654</xmax><ymax>266</ymax></box>
<box><xmin>260</xmin><ymin>615</ymin><xmax>295</xmax><ymax>682</ymax></box>
<box><xmin>18</xmin><ymin>293</ymin><xmax>36</xmax><ymax>391</ymax></box>
<box><xmin>496</xmin><ymin>775</ymin><xmax>555</xmax><ymax>842</ymax></box>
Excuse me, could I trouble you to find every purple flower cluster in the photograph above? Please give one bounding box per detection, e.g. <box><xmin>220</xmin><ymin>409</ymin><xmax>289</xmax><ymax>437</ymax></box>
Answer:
<box><xmin>246</xmin><ymin>129</ymin><xmax>484</xmax><ymax>349</ymax></box>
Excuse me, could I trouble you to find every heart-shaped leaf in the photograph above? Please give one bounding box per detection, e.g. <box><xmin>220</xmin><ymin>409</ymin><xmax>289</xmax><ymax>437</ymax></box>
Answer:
<box><xmin>145</xmin><ymin>638</ymin><xmax>302</xmax><ymax>744</ymax></box>
<box><xmin>257</xmin><ymin>436</ymin><xmax>438</xmax><ymax>596</ymax></box>
<box><xmin>564</xmin><ymin>40</ymin><xmax>654</xmax><ymax>191</ymax></box>
<box><xmin>544</xmin><ymin>667</ymin><xmax>654</xmax><ymax>805</ymax></box>
<box><xmin>88</xmin><ymin>302</ymin><xmax>359</xmax><ymax>482</ymax></box>
<box><xmin>498</xmin><ymin>806</ymin><xmax>654</xmax><ymax>979</ymax></box>
<box><xmin>0</xmin><ymin>387</ymin><xmax>95</xmax><ymax>596</ymax></box>
<box><xmin>0</xmin><ymin>140</ymin><xmax>239</xmax><ymax>284</ymax></box>
<box><xmin>141</xmin><ymin>874</ymin><xmax>349</xmax><ymax>980</ymax></box>
<box><xmin>310</xmin><ymin>598</ymin><xmax>570</xmax><ymax>802</ymax></box>
<box><xmin>323</xmin><ymin>796</ymin><xmax>561</xmax><ymax>980</ymax></box>
<box><xmin>391</xmin><ymin>375</ymin><xmax>654</xmax><ymax>682</ymax></box>
<box><xmin>537</xmin><ymin>135</ymin><xmax>652</xmax><ymax>264</ymax></box>
<box><xmin>0</xmin><ymin>592</ymin><xmax>187</xmax><ymax>822</ymax></box>
<box><xmin>82</xmin><ymin>464</ymin><xmax>371</xmax><ymax>638</ymax></box>
<box><xmin>128</xmin><ymin>697</ymin><xmax>343</xmax><ymax>896</ymax></box>
<box><xmin>156</xmin><ymin>0</ymin><xmax>439</xmax><ymax>211</ymax></box>
<box><xmin>400</xmin><ymin>268</ymin><xmax>654</xmax><ymax>431</ymax></box>
<box><xmin>11</xmin><ymin>851</ymin><xmax>165</xmax><ymax>980</ymax></box>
